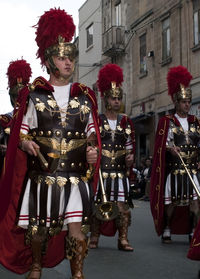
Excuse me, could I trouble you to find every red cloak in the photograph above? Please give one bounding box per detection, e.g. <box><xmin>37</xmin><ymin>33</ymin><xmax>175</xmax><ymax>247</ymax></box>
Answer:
<box><xmin>188</xmin><ymin>219</ymin><xmax>200</xmax><ymax>260</ymax></box>
<box><xmin>0</xmin><ymin>77</ymin><xmax>101</xmax><ymax>274</ymax></box>
<box><xmin>150</xmin><ymin>114</ymin><xmax>198</xmax><ymax>236</ymax></box>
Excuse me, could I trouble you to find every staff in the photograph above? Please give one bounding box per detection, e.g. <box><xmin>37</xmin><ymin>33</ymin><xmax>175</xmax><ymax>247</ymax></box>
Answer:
<box><xmin>175</xmin><ymin>146</ymin><xmax>200</xmax><ymax>198</ymax></box>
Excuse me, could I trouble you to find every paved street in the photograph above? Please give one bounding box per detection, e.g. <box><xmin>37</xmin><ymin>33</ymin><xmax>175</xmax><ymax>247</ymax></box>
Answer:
<box><xmin>0</xmin><ymin>200</ymin><xmax>199</xmax><ymax>279</ymax></box>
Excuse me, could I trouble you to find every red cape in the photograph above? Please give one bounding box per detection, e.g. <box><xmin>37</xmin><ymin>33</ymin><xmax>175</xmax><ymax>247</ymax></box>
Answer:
<box><xmin>150</xmin><ymin>114</ymin><xmax>198</xmax><ymax>236</ymax></box>
<box><xmin>0</xmin><ymin>148</ymin><xmax>67</xmax><ymax>274</ymax></box>
<box><xmin>0</xmin><ymin>77</ymin><xmax>101</xmax><ymax>274</ymax></box>
<box><xmin>188</xmin><ymin>220</ymin><xmax>200</xmax><ymax>260</ymax></box>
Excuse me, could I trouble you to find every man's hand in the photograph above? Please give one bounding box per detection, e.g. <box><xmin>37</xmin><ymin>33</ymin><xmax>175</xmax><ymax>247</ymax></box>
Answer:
<box><xmin>125</xmin><ymin>153</ymin><xmax>134</xmax><ymax>168</ymax></box>
<box><xmin>86</xmin><ymin>146</ymin><xmax>98</xmax><ymax>164</ymax></box>
<box><xmin>167</xmin><ymin>145</ymin><xmax>181</xmax><ymax>157</ymax></box>
<box><xmin>20</xmin><ymin>140</ymin><xmax>40</xmax><ymax>156</ymax></box>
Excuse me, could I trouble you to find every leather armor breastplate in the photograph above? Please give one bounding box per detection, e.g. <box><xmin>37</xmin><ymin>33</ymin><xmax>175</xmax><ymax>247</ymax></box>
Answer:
<box><xmin>100</xmin><ymin>114</ymin><xmax>131</xmax><ymax>172</ymax></box>
<box><xmin>28</xmin><ymin>88</ymin><xmax>92</xmax><ymax>174</ymax></box>
<box><xmin>166</xmin><ymin>119</ymin><xmax>200</xmax><ymax>173</ymax></box>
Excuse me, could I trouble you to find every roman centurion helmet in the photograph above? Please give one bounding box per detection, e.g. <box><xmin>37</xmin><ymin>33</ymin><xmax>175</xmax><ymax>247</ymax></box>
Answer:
<box><xmin>97</xmin><ymin>63</ymin><xmax>123</xmax><ymax>108</ymax></box>
<box><xmin>34</xmin><ymin>8</ymin><xmax>77</xmax><ymax>78</ymax></box>
<box><xmin>7</xmin><ymin>59</ymin><xmax>32</xmax><ymax>107</ymax></box>
<box><xmin>167</xmin><ymin>65</ymin><xmax>193</xmax><ymax>103</ymax></box>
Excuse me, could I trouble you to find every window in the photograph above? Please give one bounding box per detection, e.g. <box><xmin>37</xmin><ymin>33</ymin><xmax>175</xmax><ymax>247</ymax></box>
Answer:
<box><xmin>140</xmin><ymin>34</ymin><xmax>147</xmax><ymax>74</ymax></box>
<box><xmin>193</xmin><ymin>0</ymin><xmax>200</xmax><ymax>45</ymax></box>
<box><xmin>86</xmin><ymin>24</ymin><xmax>93</xmax><ymax>48</ymax></box>
<box><xmin>162</xmin><ymin>17</ymin><xmax>170</xmax><ymax>61</ymax></box>
<box><xmin>115</xmin><ymin>2</ymin><xmax>121</xmax><ymax>26</ymax></box>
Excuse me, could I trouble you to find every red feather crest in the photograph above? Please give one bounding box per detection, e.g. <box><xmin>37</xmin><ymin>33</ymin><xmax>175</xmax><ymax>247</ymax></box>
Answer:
<box><xmin>35</xmin><ymin>8</ymin><xmax>75</xmax><ymax>65</ymax></box>
<box><xmin>7</xmin><ymin>59</ymin><xmax>32</xmax><ymax>89</ymax></box>
<box><xmin>167</xmin><ymin>65</ymin><xmax>192</xmax><ymax>99</ymax></box>
<box><xmin>97</xmin><ymin>64</ymin><xmax>123</xmax><ymax>96</ymax></box>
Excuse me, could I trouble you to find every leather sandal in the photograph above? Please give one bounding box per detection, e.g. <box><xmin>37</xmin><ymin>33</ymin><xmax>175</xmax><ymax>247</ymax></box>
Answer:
<box><xmin>26</xmin><ymin>263</ymin><xmax>42</xmax><ymax>279</ymax></box>
<box><xmin>161</xmin><ymin>235</ymin><xmax>172</xmax><ymax>244</ymax></box>
<box><xmin>89</xmin><ymin>240</ymin><xmax>98</xmax><ymax>249</ymax></box>
<box><xmin>118</xmin><ymin>239</ymin><xmax>134</xmax><ymax>252</ymax></box>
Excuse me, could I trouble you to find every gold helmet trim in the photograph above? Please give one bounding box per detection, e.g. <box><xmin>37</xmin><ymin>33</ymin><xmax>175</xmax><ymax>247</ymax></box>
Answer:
<box><xmin>104</xmin><ymin>81</ymin><xmax>123</xmax><ymax>99</ymax></box>
<box><xmin>45</xmin><ymin>35</ymin><xmax>77</xmax><ymax>61</ymax></box>
<box><xmin>173</xmin><ymin>84</ymin><xmax>192</xmax><ymax>102</ymax></box>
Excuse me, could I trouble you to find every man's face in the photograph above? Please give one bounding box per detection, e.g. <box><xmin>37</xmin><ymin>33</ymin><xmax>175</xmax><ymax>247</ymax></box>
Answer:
<box><xmin>145</xmin><ymin>159</ymin><xmax>151</xmax><ymax>167</ymax></box>
<box><xmin>107</xmin><ymin>96</ymin><xmax>122</xmax><ymax>112</ymax></box>
<box><xmin>52</xmin><ymin>56</ymin><xmax>75</xmax><ymax>80</ymax></box>
<box><xmin>176</xmin><ymin>98</ymin><xmax>191</xmax><ymax>117</ymax></box>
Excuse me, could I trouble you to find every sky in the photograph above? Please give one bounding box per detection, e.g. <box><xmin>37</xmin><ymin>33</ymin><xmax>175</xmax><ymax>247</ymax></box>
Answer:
<box><xmin>0</xmin><ymin>0</ymin><xmax>86</xmax><ymax>114</ymax></box>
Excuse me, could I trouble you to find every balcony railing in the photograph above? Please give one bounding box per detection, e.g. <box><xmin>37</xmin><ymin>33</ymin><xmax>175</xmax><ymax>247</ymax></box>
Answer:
<box><xmin>102</xmin><ymin>26</ymin><xmax>125</xmax><ymax>57</ymax></box>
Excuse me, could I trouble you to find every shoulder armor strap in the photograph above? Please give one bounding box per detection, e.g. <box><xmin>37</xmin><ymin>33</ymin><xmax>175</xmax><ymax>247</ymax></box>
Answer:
<box><xmin>31</xmin><ymin>76</ymin><xmax>53</xmax><ymax>92</ymax></box>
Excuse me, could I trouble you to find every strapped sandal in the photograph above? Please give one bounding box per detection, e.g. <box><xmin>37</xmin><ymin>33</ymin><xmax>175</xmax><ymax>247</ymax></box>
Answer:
<box><xmin>118</xmin><ymin>238</ymin><xmax>134</xmax><ymax>252</ymax></box>
<box><xmin>89</xmin><ymin>239</ymin><xmax>98</xmax><ymax>249</ymax></box>
<box><xmin>26</xmin><ymin>263</ymin><xmax>42</xmax><ymax>279</ymax></box>
<box><xmin>161</xmin><ymin>235</ymin><xmax>172</xmax><ymax>244</ymax></box>
<box><xmin>117</xmin><ymin>211</ymin><xmax>133</xmax><ymax>252</ymax></box>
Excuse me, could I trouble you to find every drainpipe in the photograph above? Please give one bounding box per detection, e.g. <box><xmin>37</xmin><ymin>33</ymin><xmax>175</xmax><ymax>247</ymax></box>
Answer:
<box><xmin>179</xmin><ymin>1</ymin><xmax>182</xmax><ymax>65</ymax></box>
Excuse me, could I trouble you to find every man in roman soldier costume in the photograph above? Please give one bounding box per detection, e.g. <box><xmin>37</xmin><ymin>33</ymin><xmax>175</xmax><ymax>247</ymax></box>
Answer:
<box><xmin>150</xmin><ymin>65</ymin><xmax>200</xmax><ymax>244</ymax></box>
<box><xmin>0</xmin><ymin>8</ymin><xmax>101</xmax><ymax>279</ymax></box>
<box><xmin>89</xmin><ymin>63</ymin><xmax>135</xmax><ymax>251</ymax></box>
<box><xmin>0</xmin><ymin>59</ymin><xmax>32</xmax><ymax>172</ymax></box>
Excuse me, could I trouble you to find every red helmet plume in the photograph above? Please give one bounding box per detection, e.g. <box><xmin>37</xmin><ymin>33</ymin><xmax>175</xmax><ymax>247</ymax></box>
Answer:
<box><xmin>35</xmin><ymin>8</ymin><xmax>76</xmax><ymax>65</ymax></box>
<box><xmin>167</xmin><ymin>65</ymin><xmax>192</xmax><ymax>100</ymax></box>
<box><xmin>97</xmin><ymin>64</ymin><xmax>123</xmax><ymax>97</ymax></box>
<box><xmin>7</xmin><ymin>59</ymin><xmax>32</xmax><ymax>89</ymax></box>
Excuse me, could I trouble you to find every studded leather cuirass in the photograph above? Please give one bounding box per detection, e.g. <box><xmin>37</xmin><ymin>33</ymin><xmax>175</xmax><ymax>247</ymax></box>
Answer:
<box><xmin>166</xmin><ymin>120</ymin><xmax>200</xmax><ymax>173</ymax></box>
<box><xmin>28</xmin><ymin>88</ymin><xmax>92</xmax><ymax>174</ymax></box>
<box><xmin>100</xmin><ymin>114</ymin><xmax>131</xmax><ymax>172</ymax></box>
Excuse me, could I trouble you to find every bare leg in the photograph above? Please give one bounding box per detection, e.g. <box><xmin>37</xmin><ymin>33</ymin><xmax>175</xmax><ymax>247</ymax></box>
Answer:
<box><xmin>164</xmin><ymin>203</ymin><xmax>176</xmax><ymax>228</ymax></box>
<box><xmin>162</xmin><ymin>203</ymin><xmax>176</xmax><ymax>243</ymax></box>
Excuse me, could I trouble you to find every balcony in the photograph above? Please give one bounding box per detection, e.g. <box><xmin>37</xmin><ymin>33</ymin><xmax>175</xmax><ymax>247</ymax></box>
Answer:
<box><xmin>102</xmin><ymin>26</ymin><xmax>125</xmax><ymax>57</ymax></box>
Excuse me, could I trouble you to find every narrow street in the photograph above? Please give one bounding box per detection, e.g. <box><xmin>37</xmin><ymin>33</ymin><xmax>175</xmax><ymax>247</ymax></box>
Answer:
<box><xmin>0</xmin><ymin>200</ymin><xmax>199</xmax><ymax>279</ymax></box>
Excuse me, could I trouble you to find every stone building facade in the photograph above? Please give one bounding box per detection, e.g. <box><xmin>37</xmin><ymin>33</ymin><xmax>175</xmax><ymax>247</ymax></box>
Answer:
<box><xmin>78</xmin><ymin>0</ymin><xmax>200</xmax><ymax>163</ymax></box>
<box><xmin>125</xmin><ymin>0</ymin><xmax>200</xmax><ymax>162</ymax></box>
<box><xmin>78</xmin><ymin>0</ymin><xmax>104</xmax><ymax>107</ymax></box>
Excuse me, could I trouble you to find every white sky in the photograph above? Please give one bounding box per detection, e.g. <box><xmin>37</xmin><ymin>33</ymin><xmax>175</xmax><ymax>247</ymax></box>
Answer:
<box><xmin>0</xmin><ymin>0</ymin><xmax>86</xmax><ymax>114</ymax></box>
